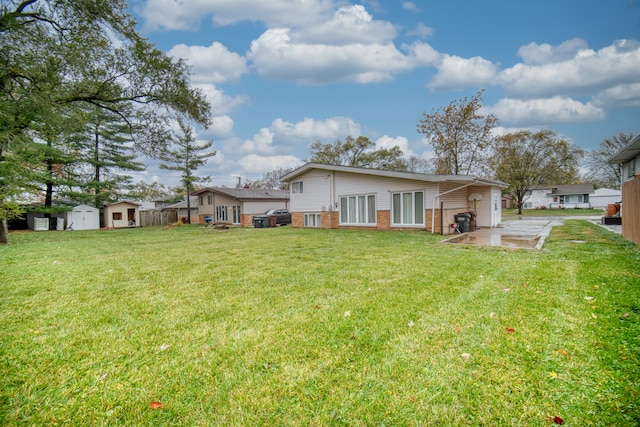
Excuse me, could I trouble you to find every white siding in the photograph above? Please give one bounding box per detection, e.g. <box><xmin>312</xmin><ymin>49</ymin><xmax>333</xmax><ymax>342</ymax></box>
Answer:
<box><xmin>334</xmin><ymin>171</ymin><xmax>438</xmax><ymax>210</ymax></box>
<box><xmin>289</xmin><ymin>170</ymin><xmax>332</xmax><ymax>212</ymax></box>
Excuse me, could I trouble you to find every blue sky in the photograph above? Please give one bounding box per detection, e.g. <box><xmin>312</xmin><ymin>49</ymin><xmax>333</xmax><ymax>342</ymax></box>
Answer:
<box><xmin>128</xmin><ymin>0</ymin><xmax>640</xmax><ymax>187</ymax></box>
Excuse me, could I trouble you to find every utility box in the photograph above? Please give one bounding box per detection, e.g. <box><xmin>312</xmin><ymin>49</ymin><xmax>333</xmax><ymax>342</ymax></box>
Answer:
<box><xmin>454</xmin><ymin>213</ymin><xmax>471</xmax><ymax>233</ymax></box>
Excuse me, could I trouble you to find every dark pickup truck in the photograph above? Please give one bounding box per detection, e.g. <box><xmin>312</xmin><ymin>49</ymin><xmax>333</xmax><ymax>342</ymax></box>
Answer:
<box><xmin>252</xmin><ymin>209</ymin><xmax>291</xmax><ymax>227</ymax></box>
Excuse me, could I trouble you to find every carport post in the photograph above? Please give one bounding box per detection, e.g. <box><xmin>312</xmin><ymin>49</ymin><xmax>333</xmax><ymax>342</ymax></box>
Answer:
<box><xmin>431</xmin><ymin>181</ymin><xmax>477</xmax><ymax>234</ymax></box>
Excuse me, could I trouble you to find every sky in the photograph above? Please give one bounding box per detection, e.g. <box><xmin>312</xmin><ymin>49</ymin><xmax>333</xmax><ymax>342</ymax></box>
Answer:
<box><xmin>127</xmin><ymin>0</ymin><xmax>640</xmax><ymax>188</ymax></box>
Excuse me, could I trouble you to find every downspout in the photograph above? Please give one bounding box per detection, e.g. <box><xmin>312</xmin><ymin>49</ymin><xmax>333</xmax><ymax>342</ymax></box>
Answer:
<box><xmin>431</xmin><ymin>181</ymin><xmax>478</xmax><ymax>233</ymax></box>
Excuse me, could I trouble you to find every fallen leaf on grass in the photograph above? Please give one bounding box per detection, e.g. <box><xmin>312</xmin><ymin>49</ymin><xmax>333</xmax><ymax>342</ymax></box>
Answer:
<box><xmin>489</xmin><ymin>312</ymin><xmax>496</xmax><ymax>318</ymax></box>
<box><xmin>409</xmin><ymin>395</ymin><xmax>415</xmax><ymax>402</ymax></box>
<box><xmin>314</xmin><ymin>305</ymin><xmax>321</xmax><ymax>310</ymax></box>
<box><xmin>408</xmin><ymin>320</ymin><xmax>414</xmax><ymax>327</ymax></box>
<box><xmin>461</xmin><ymin>353</ymin><xmax>470</xmax><ymax>360</ymax></box>
<box><xmin>149</xmin><ymin>401</ymin><xmax>163</xmax><ymax>409</ymax></box>
<box><xmin>506</xmin><ymin>328</ymin><xmax>515</xmax><ymax>333</ymax></box>
<box><xmin>584</xmin><ymin>296</ymin><xmax>594</xmax><ymax>301</ymax></box>
<box><xmin>548</xmin><ymin>371</ymin><xmax>557</xmax><ymax>379</ymax></box>
<box><xmin>454</xmin><ymin>325</ymin><xmax>460</xmax><ymax>334</ymax></box>
<box><xmin>557</xmin><ymin>349</ymin><xmax>570</xmax><ymax>358</ymax></box>
<box><xmin>545</xmin><ymin>415</ymin><xmax>564</xmax><ymax>425</ymax></box>
<box><xmin>503</xmin><ymin>288</ymin><xmax>511</xmax><ymax>292</ymax></box>
<box><xmin>159</xmin><ymin>344</ymin><xmax>171</xmax><ymax>351</ymax></box>
<box><xmin>343</xmin><ymin>311</ymin><xmax>351</xmax><ymax>318</ymax></box>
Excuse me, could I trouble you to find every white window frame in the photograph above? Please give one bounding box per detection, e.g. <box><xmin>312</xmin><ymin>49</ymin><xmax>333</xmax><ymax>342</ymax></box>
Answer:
<box><xmin>304</xmin><ymin>213</ymin><xmax>321</xmax><ymax>228</ymax></box>
<box><xmin>564</xmin><ymin>194</ymin><xmax>584</xmax><ymax>204</ymax></box>
<box><xmin>292</xmin><ymin>181</ymin><xmax>304</xmax><ymax>194</ymax></box>
<box><xmin>339</xmin><ymin>194</ymin><xmax>376</xmax><ymax>225</ymax></box>
<box><xmin>391</xmin><ymin>190</ymin><xmax>424</xmax><ymax>227</ymax></box>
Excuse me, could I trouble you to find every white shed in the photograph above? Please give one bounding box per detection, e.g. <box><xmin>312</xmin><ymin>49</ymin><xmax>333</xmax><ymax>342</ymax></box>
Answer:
<box><xmin>589</xmin><ymin>188</ymin><xmax>622</xmax><ymax>209</ymax></box>
<box><xmin>66</xmin><ymin>204</ymin><xmax>100</xmax><ymax>230</ymax></box>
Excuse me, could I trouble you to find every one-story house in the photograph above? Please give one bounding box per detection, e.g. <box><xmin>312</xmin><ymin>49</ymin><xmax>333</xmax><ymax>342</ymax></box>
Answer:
<box><xmin>162</xmin><ymin>197</ymin><xmax>198</xmax><ymax>223</ymax></box>
<box><xmin>523</xmin><ymin>184</ymin><xmax>595</xmax><ymax>209</ymax></box>
<box><xmin>609</xmin><ymin>134</ymin><xmax>640</xmax><ymax>245</ymax></box>
<box><xmin>589</xmin><ymin>188</ymin><xmax>622</xmax><ymax>210</ymax></box>
<box><xmin>103</xmin><ymin>201</ymin><xmax>141</xmax><ymax>228</ymax></box>
<box><xmin>280</xmin><ymin>163</ymin><xmax>508</xmax><ymax>234</ymax></box>
<box><xmin>193</xmin><ymin>187</ymin><xmax>290</xmax><ymax>226</ymax></box>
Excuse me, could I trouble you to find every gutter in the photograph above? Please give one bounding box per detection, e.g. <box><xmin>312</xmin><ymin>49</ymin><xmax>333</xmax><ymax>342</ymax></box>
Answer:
<box><xmin>431</xmin><ymin>181</ymin><xmax>477</xmax><ymax>234</ymax></box>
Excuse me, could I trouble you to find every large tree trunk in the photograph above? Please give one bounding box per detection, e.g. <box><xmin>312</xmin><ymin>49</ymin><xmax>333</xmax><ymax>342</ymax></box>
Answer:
<box><xmin>0</xmin><ymin>220</ymin><xmax>8</xmax><ymax>245</ymax></box>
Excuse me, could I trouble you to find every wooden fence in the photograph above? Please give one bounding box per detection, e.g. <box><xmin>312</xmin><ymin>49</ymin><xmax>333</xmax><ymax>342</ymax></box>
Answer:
<box><xmin>139</xmin><ymin>210</ymin><xmax>177</xmax><ymax>227</ymax></box>
<box><xmin>622</xmin><ymin>175</ymin><xmax>640</xmax><ymax>246</ymax></box>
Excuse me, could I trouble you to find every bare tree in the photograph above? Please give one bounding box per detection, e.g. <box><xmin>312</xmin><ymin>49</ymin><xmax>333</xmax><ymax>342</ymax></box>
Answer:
<box><xmin>583</xmin><ymin>132</ymin><xmax>635</xmax><ymax>188</ymax></box>
<box><xmin>417</xmin><ymin>90</ymin><xmax>497</xmax><ymax>176</ymax></box>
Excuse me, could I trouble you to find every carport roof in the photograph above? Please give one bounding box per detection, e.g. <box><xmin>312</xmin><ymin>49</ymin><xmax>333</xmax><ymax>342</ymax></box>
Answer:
<box><xmin>281</xmin><ymin>163</ymin><xmax>508</xmax><ymax>188</ymax></box>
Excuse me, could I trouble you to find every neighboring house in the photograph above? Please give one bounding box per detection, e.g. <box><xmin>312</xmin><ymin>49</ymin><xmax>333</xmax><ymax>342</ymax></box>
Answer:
<box><xmin>162</xmin><ymin>197</ymin><xmax>198</xmax><ymax>223</ymax></box>
<box><xmin>589</xmin><ymin>188</ymin><xmax>622</xmax><ymax>210</ymax></box>
<box><xmin>103</xmin><ymin>201</ymin><xmax>141</xmax><ymax>228</ymax></box>
<box><xmin>609</xmin><ymin>134</ymin><xmax>640</xmax><ymax>245</ymax></box>
<box><xmin>523</xmin><ymin>184</ymin><xmax>595</xmax><ymax>209</ymax></box>
<box><xmin>193</xmin><ymin>187</ymin><xmax>290</xmax><ymax>226</ymax></box>
<box><xmin>280</xmin><ymin>163</ymin><xmax>507</xmax><ymax>234</ymax></box>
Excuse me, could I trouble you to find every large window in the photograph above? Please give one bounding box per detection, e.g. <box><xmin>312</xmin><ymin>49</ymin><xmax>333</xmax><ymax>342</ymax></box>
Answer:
<box><xmin>216</xmin><ymin>205</ymin><xmax>240</xmax><ymax>223</ymax></box>
<box><xmin>392</xmin><ymin>191</ymin><xmax>424</xmax><ymax>226</ymax></box>
<box><xmin>292</xmin><ymin>181</ymin><xmax>304</xmax><ymax>194</ymax></box>
<box><xmin>340</xmin><ymin>194</ymin><xmax>376</xmax><ymax>225</ymax></box>
<box><xmin>564</xmin><ymin>195</ymin><xmax>583</xmax><ymax>204</ymax></box>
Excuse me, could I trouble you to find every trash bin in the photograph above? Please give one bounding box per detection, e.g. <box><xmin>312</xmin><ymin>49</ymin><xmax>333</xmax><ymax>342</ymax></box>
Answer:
<box><xmin>454</xmin><ymin>213</ymin><xmax>471</xmax><ymax>233</ymax></box>
<box><xmin>269</xmin><ymin>215</ymin><xmax>277</xmax><ymax>227</ymax></box>
<box><xmin>253</xmin><ymin>217</ymin><xmax>269</xmax><ymax>228</ymax></box>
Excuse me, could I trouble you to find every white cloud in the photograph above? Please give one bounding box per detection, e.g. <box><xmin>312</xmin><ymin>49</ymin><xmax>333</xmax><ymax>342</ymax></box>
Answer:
<box><xmin>168</xmin><ymin>42</ymin><xmax>248</xmax><ymax>84</ymax></box>
<box><xmin>375</xmin><ymin>135</ymin><xmax>413</xmax><ymax>156</ymax></box>
<box><xmin>402</xmin><ymin>2</ymin><xmax>421</xmax><ymax>12</ymax></box>
<box><xmin>485</xmin><ymin>97</ymin><xmax>605</xmax><ymax>125</ymax></box>
<box><xmin>139</xmin><ymin>0</ymin><xmax>335</xmax><ymax>31</ymax></box>
<box><xmin>429</xmin><ymin>55</ymin><xmax>499</xmax><ymax>90</ymax></box>
<box><xmin>271</xmin><ymin>117</ymin><xmax>361</xmax><ymax>141</ymax></box>
<box><xmin>407</xmin><ymin>23</ymin><xmax>433</xmax><ymax>38</ymax></box>
<box><xmin>517</xmin><ymin>38</ymin><xmax>588</xmax><ymax>65</ymax></box>
<box><xmin>294</xmin><ymin>5</ymin><xmax>397</xmax><ymax>45</ymax></box>
<box><xmin>238</xmin><ymin>154</ymin><xmax>302</xmax><ymax>175</ymax></box>
<box><xmin>196</xmin><ymin>84</ymin><xmax>249</xmax><ymax>116</ymax></box>
<box><xmin>498</xmin><ymin>39</ymin><xmax>640</xmax><ymax>97</ymax></box>
<box><xmin>248</xmin><ymin>28</ymin><xmax>429</xmax><ymax>84</ymax></box>
<box><xmin>210</xmin><ymin>115</ymin><xmax>234</xmax><ymax>137</ymax></box>
<box><xmin>592</xmin><ymin>83</ymin><xmax>640</xmax><ymax>108</ymax></box>
<box><xmin>241</xmin><ymin>128</ymin><xmax>276</xmax><ymax>154</ymax></box>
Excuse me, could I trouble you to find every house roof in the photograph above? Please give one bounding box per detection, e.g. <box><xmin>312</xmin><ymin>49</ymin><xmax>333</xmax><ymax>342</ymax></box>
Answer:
<box><xmin>609</xmin><ymin>134</ymin><xmax>640</xmax><ymax>164</ymax></box>
<box><xmin>550</xmin><ymin>183</ymin><xmax>595</xmax><ymax>195</ymax></box>
<box><xmin>162</xmin><ymin>197</ymin><xmax>198</xmax><ymax>210</ymax></box>
<box><xmin>593</xmin><ymin>188</ymin><xmax>621</xmax><ymax>196</ymax></box>
<box><xmin>281</xmin><ymin>163</ymin><xmax>509</xmax><ymax>188</ymax></box>
<box><xmin>192</xmin><ymin>187</ymin><xmax>290</xmax><ymax>200</ymax></box>
<box><xmin>103</xmin><ymin>200</ymin><xmax>141</xmax><ymax>207</ymax></box>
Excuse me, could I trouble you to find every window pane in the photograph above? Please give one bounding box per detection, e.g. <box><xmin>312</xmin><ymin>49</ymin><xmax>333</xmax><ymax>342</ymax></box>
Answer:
<box><xmin>414</xmin><ymin>192</ymin><xmax>424</xmax><ymax>224</ymax></box>
<box><xmin>340</xmin><ymin>197</ymin><xmax>348</xmax><ymax>223</ymax></box>
<box><xmin>403</xmin><ymin>193</ymin><xmax>412</xmax><ymax>224</ymax></box>
<box><xmin>392</xmin><ymin>193</ymin><xmax>401</xmax><ymax>224</ymax></box>
<box><xmin>348</xmin><ymin>197</ymin><xmax>356</xmax><ymax>223</ymax></box>
<box><xmin>367</xmin><ymin>195</ymin><xmax>376</xmax><ymax>224</ymax></box>
<box><xmin>358</xmin><ymin>196</ymin><xmax>366</xmax><ymax>223</ymax></box>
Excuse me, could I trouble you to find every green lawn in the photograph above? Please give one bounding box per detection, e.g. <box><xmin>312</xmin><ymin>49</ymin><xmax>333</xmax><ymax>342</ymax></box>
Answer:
<box><xmin>1</xmin><ymin>223</ymin><xmax>639</xmax><ymax>426</ymax></box>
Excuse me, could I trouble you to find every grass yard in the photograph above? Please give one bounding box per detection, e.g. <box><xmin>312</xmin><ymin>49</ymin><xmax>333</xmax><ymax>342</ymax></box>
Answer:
<box><xmin>1</xmin><ymin>222</ymin><xmax>639</xmax><ymax>426</ymax></box>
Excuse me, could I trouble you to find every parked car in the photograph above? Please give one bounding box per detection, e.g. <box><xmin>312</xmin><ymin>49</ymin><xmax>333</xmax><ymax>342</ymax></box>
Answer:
<box><xmin>252</xmin><ymin>209</ymin><xmax>291</xmax><ymax>227</ymax></box>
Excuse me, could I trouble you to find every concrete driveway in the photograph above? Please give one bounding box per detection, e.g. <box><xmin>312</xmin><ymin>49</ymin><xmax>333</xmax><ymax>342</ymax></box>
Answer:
<box><xmin>444</xmin><ymin>215</ymin><xmax>606</xmax><ymax>249</ymax></box>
